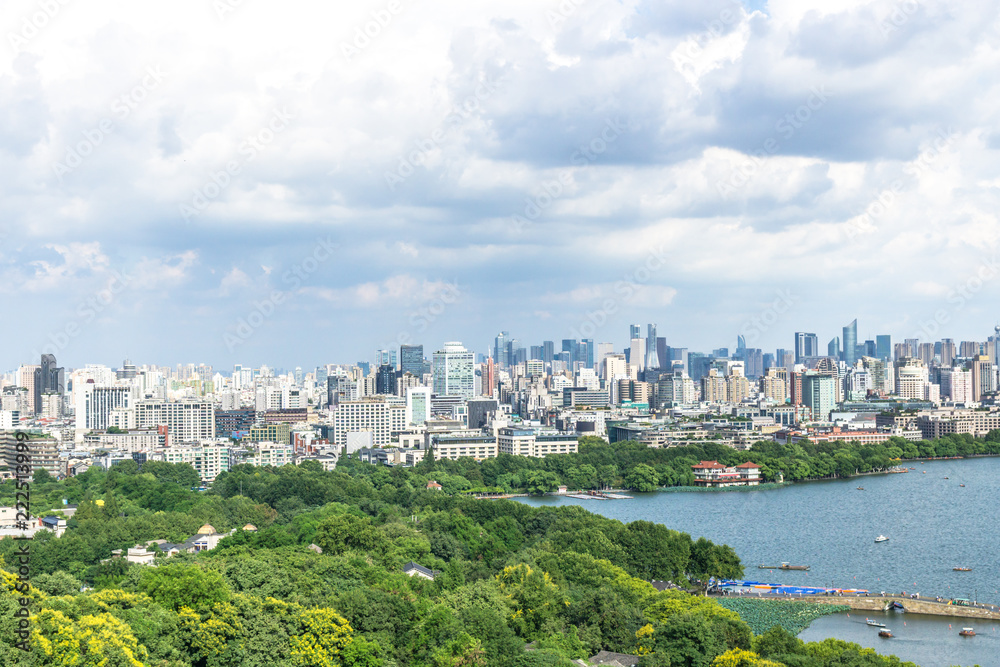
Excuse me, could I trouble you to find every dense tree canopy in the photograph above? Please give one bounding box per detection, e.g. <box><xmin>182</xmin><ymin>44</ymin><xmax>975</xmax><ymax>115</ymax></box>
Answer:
<box><xmin>0</xmin><ymin>435</ymin><xmax>946</xmax><ymax>666</ymax></box>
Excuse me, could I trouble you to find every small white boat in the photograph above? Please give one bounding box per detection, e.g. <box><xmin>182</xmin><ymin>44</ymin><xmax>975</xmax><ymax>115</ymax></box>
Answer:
<box><xmin>867</xmin><ymin>619</ymin><xmax>887</xmax><ymax>628</ymax></box>
<box><xmin>875</xmin><ymin>535</ymin><xmax>889</xmax><ymax>543</ymax></box>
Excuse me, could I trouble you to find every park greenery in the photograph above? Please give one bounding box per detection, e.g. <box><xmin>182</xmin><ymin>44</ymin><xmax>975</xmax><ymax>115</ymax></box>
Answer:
<box><xmin>0</xmin><ymin>441</ymin><xmax>950</xmax><ymax>665</ymax></box>
<box><xmin>395</xmin><ymin>432</ymin><xmax>1000</xmax><ymax>495</ymax></box>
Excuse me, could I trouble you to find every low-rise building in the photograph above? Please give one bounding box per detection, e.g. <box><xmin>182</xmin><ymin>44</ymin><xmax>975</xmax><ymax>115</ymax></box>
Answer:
<box><xmin>691</xmin><ymin>460</ymin><xmax>761</xmax><ymax>487</ymax></box>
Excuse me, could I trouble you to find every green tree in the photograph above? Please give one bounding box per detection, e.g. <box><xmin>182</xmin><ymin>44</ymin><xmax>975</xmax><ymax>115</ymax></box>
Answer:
<box><xmin>137</xmin><ymin>564</ymin><xmax>231</xmax><ymax>613</ymax></box>
<box><xmin>625</xmin><ymin>464</ymin><xmax>659</xmax><ymax>492</ymax></box>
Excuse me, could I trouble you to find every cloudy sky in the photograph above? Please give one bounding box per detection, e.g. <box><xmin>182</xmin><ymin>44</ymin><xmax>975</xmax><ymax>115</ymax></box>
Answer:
<box><xmin>2</xmin><ymin>0</ymin><xmax>1000</xmax><ymax>371</ymax></box>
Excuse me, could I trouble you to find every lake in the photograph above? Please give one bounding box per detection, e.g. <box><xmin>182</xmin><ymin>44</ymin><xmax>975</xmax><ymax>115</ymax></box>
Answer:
<box><xmin>518</xmin><ymin>457</ymin><xmax>1000</xmax><ymax>667</ymax></box>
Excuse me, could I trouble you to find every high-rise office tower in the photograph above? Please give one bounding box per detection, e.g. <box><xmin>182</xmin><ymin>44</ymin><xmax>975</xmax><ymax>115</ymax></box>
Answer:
<box><xmin>375</xmin><ymin>349</ymin><xmax>397</xmax><ymax>369</ymax></box>
<box><xmin>629</xmin><ymin>338</ymin><xmax>645</xmax><ymax>372</ymax></box>
<box><xmin>940</xmin><ymin>339</ymin><xmax>956</xmax><ymax>367</ymax></box>
<box><xmin>629</xmin><ymin>324</ymin><xmax>641</xmax><ymax>341</ymax></box>
<box><xmin>482</xmin><ymin>357</ymin><xmax>496</xmax><ymax>397</ymax></box>
<box><xmin>876</xmin><ymin>335</ymin><xmax>892</xmax><ymax>363</ymax></box>
<box><xmin>971</xmin><ymin>354</ymin><xmax>995</xmax><ymax>402</ymax></box>
<box><xmin>794</xmin><ymin>333</ymin><xmax>818</xmax><ymax>364</ymax></box>
<box><xmin>828</xmin><ymin>337</ymin><xmax>840</xmax><ymax>360</ymax></box>
<box><xmin>842</xmin><ymin>319</ymin><xmax>858</xmax><ymax>366</ymax></box>
<box><xmin>917</xmin><ymin>343</ymin><xmax>935</xmax><ymax>367</ymax></box>
<box><xmin>34</xmin><ymin>354</ymin><xmax>65</xmax><ymax>415</ymax></box>
<box><xmin>645</xmin><ymin>324</ymin><xmax>660</xmax><ymax>370</ymax></box>
<box><xmin>904</xmin><ymin>338</ymin><xmax>919</xmax><ymax>358</ymax></box>
<box><xmin>802</xmin><ymin>372</ymin><xmax>836</xmax><ymax>421</ymax></box>
<box><xmin>400</xmin><ymin>345</ymin><xmax>424</xmax><ymax>377</ymax></box>
<box><xmin>862</xmin><ymin>340</ymin><xmax>877</xmax><ymax>358</ymax></box>
<box><xmin>763</xmin><ymin>352</ymin><xmax>776</xmax><ymax>372</ymax></box>
<box><xmin>959</xmin><ymin>341</ymin><xmax>982</xmax><ymax>358</ymax></box>
<box><xmin>744</xmin><ymin>349</ymin><xmax>764</xmax><ymax>378</ymax></box>
<box><xmin>433</xmin><ymin>342</ymin><xmax>475</xmax><ymax>398</ymax></box>
<box><xmin>562</xmin><ymin>339</ymin><xmax>577</xmax><ymax>366</ymax></box>
<box><xmin>542</xmin><ymin>341</ymin><xmax>555</xmax><ymax>364</ymax></box>
<box><xmin>375</xmin><ymin>364</ymin><xmax>397</xmax><ymax>396</ymax></box>
<box><xmin>494</xmin><ymin>332</ymin><xmax>510</xmax><ymax>369</ymax></box>
<box><xmin>595</xmin><ymin>342</ymin><xmax>615</xmax><ymax>370</ymax></box>
<box><xmin>529</xmin><ymin>345</ymin><xmax>543</xmax><ymax>361</ymax></box>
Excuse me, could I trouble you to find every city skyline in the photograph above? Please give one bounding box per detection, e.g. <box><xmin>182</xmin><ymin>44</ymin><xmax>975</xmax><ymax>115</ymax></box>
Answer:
<box><xmin>7</xmin><ymin>318</ymin><xmax>1000</xmax><ymax>374</ymax></box>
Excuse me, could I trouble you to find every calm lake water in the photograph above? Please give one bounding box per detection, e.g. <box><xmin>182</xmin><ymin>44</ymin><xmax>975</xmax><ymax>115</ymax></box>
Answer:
<box><xmin>518</xmin><ymin>457</ymin><xmax>1000</xmax><ymax>667</ymax></box>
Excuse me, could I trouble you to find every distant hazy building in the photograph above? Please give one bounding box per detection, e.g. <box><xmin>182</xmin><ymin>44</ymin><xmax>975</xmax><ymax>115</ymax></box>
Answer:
<box><xmin>794</xmin><ymin>333</ymin><xmax>818</xmax><ymax>365</ymax></box>
<box><xmin>843</xmin><ymin>319</ymin><xmax>858</xmax><ymax>366</ymax></box>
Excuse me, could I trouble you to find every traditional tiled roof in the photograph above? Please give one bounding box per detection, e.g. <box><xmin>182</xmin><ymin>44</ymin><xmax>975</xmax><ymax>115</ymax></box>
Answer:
<box><xmin>691</xmin><ymin>460</ymin><xmax>726</xmax><ymax>470</ymax></box>
<box><xmin>403</xmin><ymin>561</ymin><xmax>440</xmax><ymax>578</ymax></box>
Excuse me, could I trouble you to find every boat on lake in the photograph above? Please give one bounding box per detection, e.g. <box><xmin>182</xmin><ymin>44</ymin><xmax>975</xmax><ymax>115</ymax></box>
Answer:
<box><xmin>879</xmin><ymin>630</ymin><xmax>893</xmax><ymax>638</ymax></box>
<box><xmin>953</xmin><ymin>567</ymin><xmax>972</xmax><ymax>572</ymax></box>
<box><xmin>757</xmin><ymin>563</ymin><xmax>810</xmax><ymax>570</ymax></box>
<box><xmin>960</xmin><ymin>484</ymin><xmax>965</xmax><ymax>487</ymax></box>
<box><xmin>867</xmin><ymin>619</ymin><xmax>886</xmax><ymax>628</ymax></box>
<box><xmin>857</xmin><ymin>486</ymin><xmax>864</xmax><ymax>490</ymax></box>
<box><xmin>875</xmin><ymin>535</ymin><xmax>889</xmax><ymax>543</ymax></box>
<box><xmin>960</xmin><ymin>627</ymin><xmax>976</xmax><ymax>637</ymax></box>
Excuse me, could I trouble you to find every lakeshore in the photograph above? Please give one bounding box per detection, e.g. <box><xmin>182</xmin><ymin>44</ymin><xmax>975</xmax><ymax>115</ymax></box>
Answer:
<box><xmin>518</xmin><ymin>456</ymin><xmax>1000</xmax><ymax>665</ymax></box>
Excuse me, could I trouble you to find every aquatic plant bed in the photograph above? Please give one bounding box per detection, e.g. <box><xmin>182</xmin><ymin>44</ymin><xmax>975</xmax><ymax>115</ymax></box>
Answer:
<box><xmin>715</xmin><ymin>598</ymin><xmax>850</xmax><ymax>635</ymax></box>
<box><xmin>659</xmin><ymin>483</ymin><xmax>789</xmax><ymax>493</ymax></box>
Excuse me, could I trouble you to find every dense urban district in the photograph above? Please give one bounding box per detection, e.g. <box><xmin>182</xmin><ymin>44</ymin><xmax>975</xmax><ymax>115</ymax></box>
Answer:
<box><xmin>4</xmin><ymin>321</ymin><xmax>996</xmax><ymax>666</ymax></box>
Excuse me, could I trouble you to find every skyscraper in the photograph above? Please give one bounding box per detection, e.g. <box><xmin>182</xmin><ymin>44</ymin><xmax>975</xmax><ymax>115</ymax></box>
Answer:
<box><xmin>645</xmin><ymin>324</ymin><xmax>660</xmax><ymax>370</ymax></box>
<box><xmin>940</xmin><ymin>338</ymin><xmax>956</xmax><ymax>367</ymax></box>
<box><xmin>794</xmin><ymin>333</ymin><xmax>818</xmax><ymax>364</ymax></box>
<box><xmin>494</xmin><ymin>332</ymin><xmax>510</xmax><ymax>369</ymax></box>
<box><xmin>375</xmin><ymin>349</ymin><xmax>397</xmax><ymax>369</ymax></box>
<box><xmin>34</xmin><ymin>354</ymin><xmax>65</xmax><ymax>416</ymax></box>
<box><xmin>400</xmin><ymin>344</ymin><xmax>424</xmax><ymax>377</ymax></box>
<box><xmin>629</xmin><ymin>324</ymin><xmax>641</xmax><ymax>341</ymax></box>
<box><xmin>843</xmin><ymin>319</ymin><xmax>858</xmax><ymax>366</ymax></box>
<box><xmin>542</xmin><ymin>341</ymin><xmax>555</xmax><ymax>364</ymax></box>
<box><xmin>433</xmin><ymin>342</ymin><xmax>475</xmax><ymax>398</ymax></box>
<box><xmin>375</xmin><ymin>364</ymin><xmax>397</xmax><ymax>396</ymax></box>
<box><xmin>828</xmin><ymin>337</ymin><xmax>840</xmax><ymax>360</ymax></box>
<box><xmin>971</xmin><ymin>354</ymin><xmax>995</xmax><ymax>402</ymax></box>
<box><xmin>876</xmin><ymin>335</ymin><xmax>892</xmax><ymax>363</ymax></box>
<box><xmin>802</xmin><ymin>373</ymin><xmax>835</xmax><ymax>421</ymax></box>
